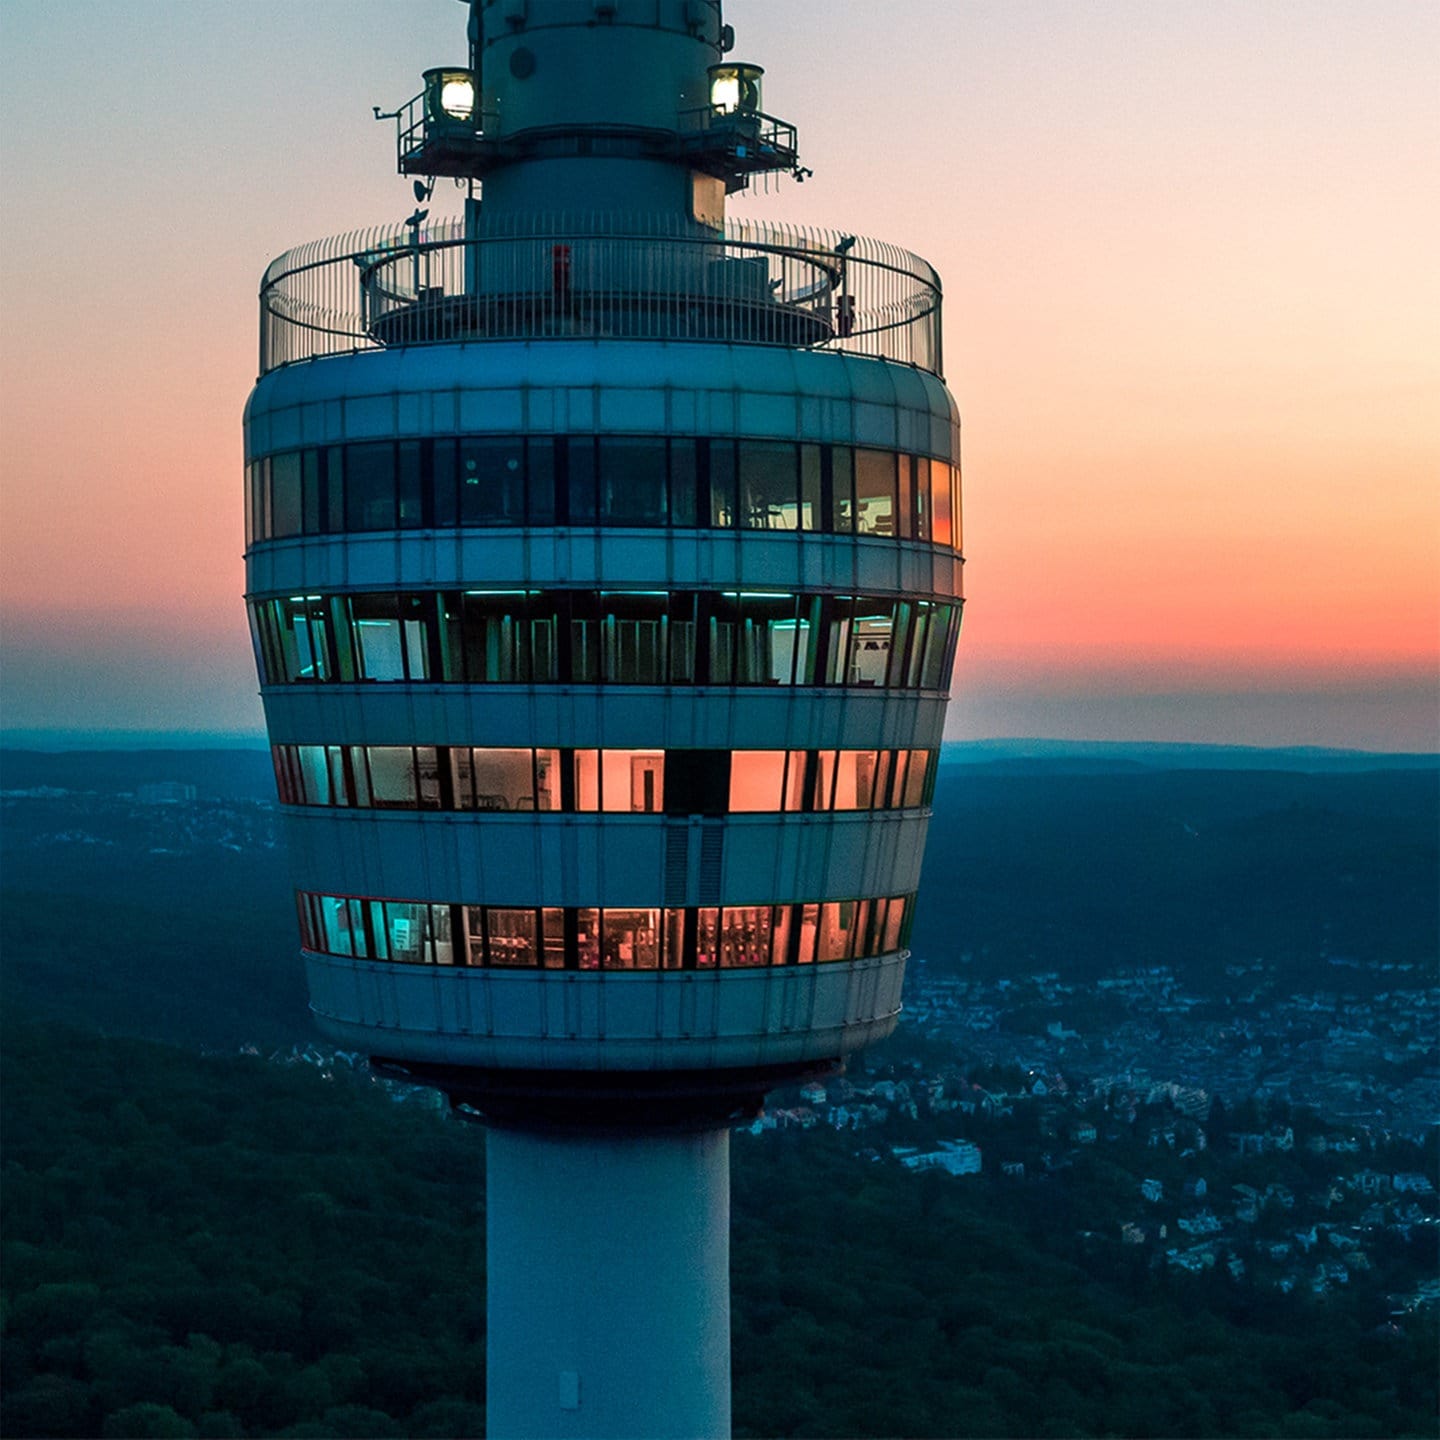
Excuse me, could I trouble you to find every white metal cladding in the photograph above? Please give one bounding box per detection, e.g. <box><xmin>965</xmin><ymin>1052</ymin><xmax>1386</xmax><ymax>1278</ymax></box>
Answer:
<box><xmin>256</xmin><ymin>690</ymin><xmax>952</xmax><ymax>752</ymax></box>
<box><xmin>243</xmin><ymin>341</ymin><xmax>960</xmax><ymax>463</ymax></box>
<box><xmin>245</xmin><ymin>533</ymin><xmax>963</xmax><ymax>605</ymax></box>
<box><xmin>303</xmin><ymin>950</ymin><xmax>908</xmax><ymax>1071</ymax></box>
<box><xmin>281</xmin><ymin>810</ymin><xmax>930</xmax><ymax>907</ymax></box>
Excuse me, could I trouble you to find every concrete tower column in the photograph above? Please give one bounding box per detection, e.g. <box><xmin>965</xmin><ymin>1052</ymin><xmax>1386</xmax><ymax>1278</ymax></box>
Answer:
<box><xmin>485</xmin><ymin>1124</ymin><xmax>732</xmax><ymax>1439</ymax></box>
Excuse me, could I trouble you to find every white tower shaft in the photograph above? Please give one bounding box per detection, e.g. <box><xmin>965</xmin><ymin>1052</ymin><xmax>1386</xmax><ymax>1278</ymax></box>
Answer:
<box><xmin>486</xmin><ymin>1126</ymin><xmax>731</xmax><ymax>1438</ymax></box>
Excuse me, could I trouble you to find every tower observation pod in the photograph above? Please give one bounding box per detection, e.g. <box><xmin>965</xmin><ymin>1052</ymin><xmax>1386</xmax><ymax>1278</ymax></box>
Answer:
<box><xmin>243</xmin><ymin>2</ymin><xmax>962</xmax><ymax>1435</ymax></box>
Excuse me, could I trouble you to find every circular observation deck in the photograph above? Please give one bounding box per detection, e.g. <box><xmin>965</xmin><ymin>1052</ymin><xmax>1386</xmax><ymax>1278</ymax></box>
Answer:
<box><xmin>305</xmin><ymin>946</ymin><xmax>908</xmax><ymax>1126</ymax></box>
<box><xmin>258</xmin><ymin>215</ymin><xmax>944</xmax><ymax>378</ymax></box>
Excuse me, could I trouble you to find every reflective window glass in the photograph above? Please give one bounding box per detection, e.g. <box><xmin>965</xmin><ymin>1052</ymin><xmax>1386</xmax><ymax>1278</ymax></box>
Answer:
<box><xmin>345</xmin><ymin>442</ymin><xmax>396</xmax><ymax>531</ymax></box>
<box><xmin>830</xmin><ymin>446</ymin><xmax>854</xmax><ymax>533</ymax></box>
<box><xmin>602</xmin><ymin>909</ymin><xmax>662</xmax><ymax>970</ymax></box>
<box><xmin>834</xmin><ymin>751</ymin><xmax>878</xmax><ymax>811</ymax></box>
<box><xmin>739</xmin><ymin>442</ymin><xmax>798</xmax><ymax>530</ymax></box>
<box><xmin>573</xmin><ymin>750</ymin><xmax>600</xmax><ymax>812</ymax></box>
<box><xmin>296</xmin><ymin>745</ymin><xmax>332</xmax><ymax>805</ymax></box>
<box><xmin>599</xmin><ymin>438</ymin><xmax>668</xmax><ymax>526</ymax></box>
<box><xmin>540</xmin><ymin>908</ymin><xmax>566</xmax><ymax>969</ymax></box>
<box><xmin>709</xmin><ymin>440</ymin><xmax>736</xmax><ymax>527</ymax></box>
<box><xmin>847</xmin><ymin>600</ymin><xmax>894</xmax><ymax>687</ymax></box>
<box><xmin>459</xmin><ymin>437</ymin><xmax>525</xmax><ymax>525</ymax></box>
<box><xmin>695</xmin><ymin>907</ymin><xmax>720</xmax><ymax>969</ymax></box>
<box><xmin>895</xmin><ymin>453</ymin><xmax>914</xmax><ymax>540</ymax></box>
<box><xmin>271</xmin><ymin>453</ymin><xmax>302</xmax><ymax>538</ymax></box>
<box><xmin>930</xmin><ymin>459</ymin><xmax>953</xmax><ymax>548</ymax></box>
<box><xmin>729</xmin><ymin>751</ymin><xmax>786</xmax><ymax>812</ymax></box>
<box><xmin>670</xmin><ymin>439</ymin><xmax>698</xmax><ymax>527</ymax></box>
<box><xmin>566</xmin><ymin>437</ymin><xmax>597</xmax><ymax>523</ymax></box>
<box><xmin>575</xmin><ymin>909</ymin><xmax>601</xmax><ymax>970</ymax></box>
<box><xmin>528</xmin><ymin>438</ymin><xmax>556</xmax><ymax>525</ymax></box>
<box><xmin>534</xmin><ymin>749</ymin><xmax>561</xmax><ymax>812</ymax></box>
<box><xmin>903</xmin><ymin>750</ymin><xmax>929</xmax><ymax>808</ymax></box>
<box><xmin>603</xmin><ymin>750</ymin><xmax>664</xmax><ymax>813</ymax></box>
<box><xmin>302</xmin><ymin>449</ymin><xmax>323</xmax><ymax>535</ymax></box>
<box><xmin>818</xmin><ymin>901</ymin><xmax>856</xmax><ymax>962</ymax></box>
<box><xmin>602</xmin><ymin>593</ymin><xmax>668</xmax><ymax>683</ymax></box>
<box><xmin>471</xmin><ymin>748</ymin><xmax>534</xmax><ymax>811</ymax></box>
<box><xmin>799</xmin><ymin>445</ymin><xmax>821</xmax><ymax>531</ymax></box>
<box><xmin>489</xmin><ymin>908</ymin><xmax>538</xmax><ymax>967</ymax></box>
<box><xmin>351</xmin><ymin>595</ymin><xmax>405</xmax><ymax>681</ymax></box>
<box><xmin>397</xmin><ymin>441</ymin><xmax>424</xmax><ymax>528</ymax></box>
<box><xmin>367</xmin><ymin>747</ymin><xmax>416</xmax><ymax>808</ymax></box>
<box><xmin>855</xmin><ymin>449</ymin><xmax>896</xmax><ymax>536</ymax></box>
<box><xmin>463</xmin><ymin>905</ymin><xmax>486</xmax><ymax>966</ymax></box>
<box><xmin>462</xmin><ymin>591</ymin><xmax>527</xmax><ymax>683</ymax></box>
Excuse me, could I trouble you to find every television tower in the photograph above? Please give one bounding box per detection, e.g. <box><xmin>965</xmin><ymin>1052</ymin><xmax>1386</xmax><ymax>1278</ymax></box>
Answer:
<box><xmin>244</xmin><ymin>2</ymin><xmax>962</xmax><ymax>1434</ymax></box>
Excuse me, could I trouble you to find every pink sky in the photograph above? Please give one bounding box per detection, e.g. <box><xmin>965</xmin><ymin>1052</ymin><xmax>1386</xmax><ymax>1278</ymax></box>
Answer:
<box><xmin>1</xmin><ymin>0</ymin><xmax>1435</xmax><ymax>749</ymax></box>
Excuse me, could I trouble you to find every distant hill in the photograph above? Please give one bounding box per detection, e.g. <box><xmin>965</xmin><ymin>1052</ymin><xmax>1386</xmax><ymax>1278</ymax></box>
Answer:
<box><xmin>940</xmin><ymin>739</ymin><xmax>1439</xmax><ymax>775</ymax></box>
<box><xmin>0</xmin><ymin>748</ymin><xmax>276</xmax><ymax>801</ymax></box>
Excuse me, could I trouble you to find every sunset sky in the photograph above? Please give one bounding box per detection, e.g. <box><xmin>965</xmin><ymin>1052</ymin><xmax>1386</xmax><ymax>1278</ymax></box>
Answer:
<box><xmin>1</xmin><ymin>0</ymin><xmax>1435</xmax><ymax>750</ymax></box>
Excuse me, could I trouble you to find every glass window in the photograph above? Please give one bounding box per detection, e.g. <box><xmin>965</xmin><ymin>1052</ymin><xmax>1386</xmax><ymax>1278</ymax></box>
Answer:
<box><xmin>830</xmin><ymin>445</ymin><xmax>854</xmax><ymax>533</ymax></box>
<box><xmin>882</xmin><ymin>896</ymin><xmax>905</xmax><ymax>954</ymax></box>
<box><xmin>471</xmin><ymin>748</ymin><xmax>534</xmax><ymax>811</ymax></box>
<box><xmin>729</xmin><ymin>751</ymin><xmax>786</xmax><ymax>812</ymax></box>
<box><xmin>345</xmin><ymin>442</ymin><xmax>396</xmax><ymax>531</ymax></box>
<box><xmin>528</xmin><ymin>437</ymin><xmax>556</xmax><ymax>525</ymax></box>
<box><xmin>302</xmin><ymin>449</ymin><xmax>323</xmax><ymax>535</ymax></box>
<box><xmin>903</xmin><ymin>750</ymin><xmax>929</xmax><ymax>808</ymax></box>
<box><xmin>329</xmin><ymin>747</ymin><xmax>353</xmax><ymax>806</ymax></box>
<box><xmin>668</xmin><ymin>593</ymin><xmax>697</xmax><ymax>684</ymax></box>
<box><xmin>904</xmin><ymin>603</ymin><xmax>931</xmax><ymax>690</ymax></box>
<box><xmin>534</xmin><ymin>749</ymin><xmax>561</xmax><ymax>812</ymax></box>
<box><xmin>664</xmin><ymin>909</ymin><xmax>687</xmax><ymax>970</ymax></box>
<box><xmin>921</xmin><ymin>603</ymin><xmax>952</xmax><ymax>689</ymax></box>
<box><xmin>738</xmin><ymin>442</ymin><xmax>798</xmax><ymax>530</ymax></box>
<box><xmin>397</xmin><ymin>441</ymin><xmax>424</xmax><ymax>529</ymax></box>
<box><xmin>665</xmin><ymin>750</ymin><xmax>728</xmax><ymax>816</ymax></box>
<box><xmin>671</xmin><ymin>439</ymin><xmax>698</xmax><ymax>528</ymax></box>
<box><xmin>489</xmin><ymin>908</ymin><xmax>538</xmax><ymax>967</ymax></box>
<box><xmin>810</xmin><ymin>751</ymin><xmax>837</xmax><ymax>811</ymax></box>
<box><xmin>602</xmin><ymin>593</ymin><xmax>668</xmax><ymax>684</ymax></box>
<box><xmin>568</xmin><ymin>591</ymin><xmax>600</xmax><ymax>683</ymax></box>
<box><xmin>603</xmin><ymin>750</ymin><xmax>664</xmax><ymax>813</ymax></box>
<box><xmin>602</xmin><ymin>909</ymin><xmax>662</xmax><ymax>970</ymax></box>
<box><xmin>463</xmin><ymin>905</ymin><xmax>487</xmax><ymax>966</ymax></box>
<box><xmin>385</xmin><ymin>902</ymin><xmax>430</xmax><ymax>963</ymax></box>
<box><xmin>573</xmin><ymin>750</ymin><xmax>600</xmax><ymax>812</ymax></box>
<box><xmin>450</xmin><ymin>747</ymin><xmax>476</xmax><ymax>810</ymax></box>
<box><xmin>719</xmin><ymin>906</ymin><xmax>773</xmax><ymax>967</ymax></box>
<box><xmin>708</xmin><ymin>440</ymin><xmax>736</xmax><ymax>528</ymax></box>
<box><xmin>400</xmin><ymin>594</ymin><xmax>433</xmax><ymax>680</ymax></box>
<box><xmin>431</xmin><ymin>904</ymin><xmax>455</xmax><ymax>965</ymax></box>
<box><xmin>795</xmin><ymin>903</ymin><xmax>819</xmax><ymax>965</ymax></box>
<box><xmin>462</xmin><ymin>591</ymin><xmax>528</xmax><ymax>683</ymax></box>
<box><xmin>599</xmin><ymin>438</ymin><xmax>668</xmax><ymax>526</ymax></box>
<box><xmin>695</xmin><ymin>908</ymin><xmax>720</xmax><ymax>969</ymax></box>
<box><xmin>736</xmin><ymin>593</ymin><xmax>797</xmax><ymax>685</ymax></box>
<box><xmin>930</xmin><ymin>459</ymin><xmax>952</xmax><ymax>548</ymax></box>
<box><xmin>818</xmin><ymin>900</ymin><xmax>857</xmax><ymax>962</ymax></box>
<box><xmin>459</xmin><ymin>437</ymin><xmax>526</xmax><ymax>525</ymax></box>
<box><xmin>325</xmin><ymin>447</ymin><xmax>346</xmax><ymax>533</ymax></box>
<box><xmin>320</xmin><ymin>896</ymin><xmax>358</xmax><ymax>957</ymax></box>
<box><xmin>437</xmin><ymin>593</ymin><xmax>465</xmax><ymax>681</ymax></box>
<box><xmin>834</xmin><ymin>751</ymin><xmax>878</xmax><ymax>811</ymax></box>
<box><xmin>432</xmin><ymin>439</ymin><xmax>458</xmax><ymax>528</ymax></box>
<box><xmin>565</xmin><ymin>437</ymin><xmax>597</xmax><ymax>523</ymax></box>
<box><xmin>705</xmin><ymin>593</ymin><xmax>739</xmax><ymax>685</ymax></box>
<box><xmin>367</xmin><ymin>747</ymin><xmax>416</xmax><ymax>808</ymax></box>
<box><xmin>540</xmin><ymin>908</ymin><xmax>566</xmax><ymax>969</ymax></box>
<box><xmin>271</xmin><ymin>453</ymin><xmax>302</xmax><ymax>538</ymax></box>
<box><xmin>770</xmin><ymin>904</ymin><xmax>794</xmax><ymax>966</ymax></box>
<box><xmin>351</xmin><ymin>595</ymin><xmax>405</xmax><ymax>681</ymax></box>
<box><xmin>855</xmin><ymin>449</ymin><xmax>896</xmax><ymax>536</ymax></box>
<box><xmin>782</xmin><ymin>750</ymin><xmax>808</xmax><ymax>812</ymax></box>
<box><xmin>296</xmin><ymin>745</ymin><xmax>332</xmax><ymax>805</ymax></box>
<box><xmin>871</xmin><ymin>750</ymin><xmax>894</xmax><ymax>810</ymax></box>
<box><xmin>847</xmin><ymin>600</ymin><xmax>894</xmax><ymax>687</ymax></box>
<box><xmin>575</xmin><ymin>909</ymin><xmax>601</xmax><ymax>970</ymax></box>
<box><xmin>895</xmin><ymin>453</ymin><xmax>914</xmax><ymax>541</ymax></box>
<box><xmin>799</xmin><ymin>445</ymin><xmax>821</xmax><ymax>531</ymax></box>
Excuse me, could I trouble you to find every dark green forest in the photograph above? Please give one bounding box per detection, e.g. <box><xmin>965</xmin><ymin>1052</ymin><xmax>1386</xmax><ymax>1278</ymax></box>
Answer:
<box><xmin>3</xmin><ymin>1023</ymin><xmax>1435</xmax><ymax>1440</ymax></box>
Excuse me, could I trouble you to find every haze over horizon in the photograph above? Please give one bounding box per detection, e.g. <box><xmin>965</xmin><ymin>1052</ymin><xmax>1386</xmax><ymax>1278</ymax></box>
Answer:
<box><xmin>1</xmin><ymin>0</ymin><xmax>1436</xmax><ymax>751</ymax></box>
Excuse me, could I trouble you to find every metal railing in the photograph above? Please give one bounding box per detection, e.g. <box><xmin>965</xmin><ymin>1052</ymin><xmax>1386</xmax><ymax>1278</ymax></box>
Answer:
<box><xmin>258</xmin><ymin>213</ymin><xmax>943</xmax><ymax>378</ymax></box>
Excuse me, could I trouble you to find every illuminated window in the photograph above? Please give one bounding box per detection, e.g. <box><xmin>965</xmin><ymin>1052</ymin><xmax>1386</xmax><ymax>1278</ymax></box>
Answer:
<box><xmin>729</xmin><ymin>751</ymin><xmax>786</xmax><ymax>812</ymax></box>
